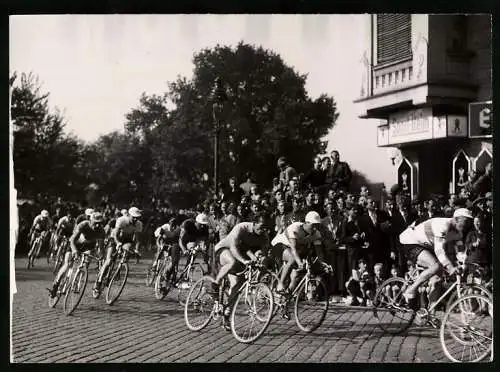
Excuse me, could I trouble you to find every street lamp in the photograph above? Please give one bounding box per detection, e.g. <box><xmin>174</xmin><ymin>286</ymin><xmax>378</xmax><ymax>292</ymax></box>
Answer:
<box><xmin>211</xmin><ymin>76</ymin><xmax>228</xmax><ymax>199</ymax></box>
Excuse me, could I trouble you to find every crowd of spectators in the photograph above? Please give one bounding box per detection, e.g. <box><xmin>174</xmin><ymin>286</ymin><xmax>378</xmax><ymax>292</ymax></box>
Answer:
<box><xmin>16</xmin><ymin>151</ymin><xmax>493</xmax><ymax>306</ymax></box>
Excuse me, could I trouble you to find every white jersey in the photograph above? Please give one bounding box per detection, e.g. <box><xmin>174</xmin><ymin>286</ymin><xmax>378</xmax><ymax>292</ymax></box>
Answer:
<box><xmin>154</xmin><ymin>223</ymin><xmax>175</xmax><ymax>238</ymax></box>
<box><xmin>399</xmin><ymin>218</ymin><xmax>462</xmax><ymax>247</ymax></box>
<box><xmin>272</xmin><ymin>222</ymin><xmax>322</xmax><ymax>247</ymax></box>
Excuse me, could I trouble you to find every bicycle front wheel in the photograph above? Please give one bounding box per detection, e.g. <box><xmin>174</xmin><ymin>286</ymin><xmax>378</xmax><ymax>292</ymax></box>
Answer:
<box><xmin>106</xmin><ymin>263</ymin><xmax>129</xmax><ymax>305</ymax></box>
<box><xmin>178</xmin><ymin>263</ymin><xmax>205</xmax><ymax>306</ymax></box>
<box><xmin>372</xmin><ymin>277</ymin><xmax>415</xmax><ymax>335</ymax></box>
<box><xmin>63</xmin><ymin>266</ymin><xmax>88</xmax><ymax>315</ymax></box>
<box><xmin>440</xmin><ymin>293</ymin><xmax>493</xmax><ymax>362</ymax></box>
<box><xmin>294</xmin><ymin>276</ymin><xmax>329</xmax><ymax>333</ymax></box>
<box><xmin>231</xmin><ymin>282</ymin><xmax>274</xmax><ymax>343</ymax></box>
<box><xmin>49</xmin><ymin>275</ymin><xmax>69</xmax><ymax>309</ymax></box>
<box><xmin>445</xmin><ymin>284</ymin><xmax>493</xmax><ymax>312</ymax></box>
<box><xmin>184</xmin><ymin>276</ymin><xmax>216</xmax><ymax>331</ymax></box>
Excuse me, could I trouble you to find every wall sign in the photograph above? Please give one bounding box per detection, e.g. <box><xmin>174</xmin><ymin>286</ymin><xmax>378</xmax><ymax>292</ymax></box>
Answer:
<box><xmin>469</xmin><ymin>101</ymin><xmax>492</xmax><ymax>138</ymax></box>
<box><xmin>377</xmin><ymin>108</ymin><xmax>469</xmax><ymax>147</ymax></box>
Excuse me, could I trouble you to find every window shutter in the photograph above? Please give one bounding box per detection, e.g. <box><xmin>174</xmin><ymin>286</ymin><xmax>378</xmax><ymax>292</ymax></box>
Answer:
<box><xmin>377</xmin><ymin>14</ymin><xmax>412</xmax><ymax>64</ymax></box>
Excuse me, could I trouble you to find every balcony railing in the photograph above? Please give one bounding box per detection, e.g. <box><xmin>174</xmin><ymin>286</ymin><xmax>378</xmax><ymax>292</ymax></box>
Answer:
<box><xmin>372</xmin><ymin>58</ymin><xmax>413</xmax><ymax>95</ymax></box>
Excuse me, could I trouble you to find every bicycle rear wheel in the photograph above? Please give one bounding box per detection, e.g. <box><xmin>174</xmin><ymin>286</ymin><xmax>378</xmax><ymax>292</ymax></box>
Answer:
<box><xmin>178</xmin><ymin>263</ymin><xmax>205</xmax><ymax>306</ymax></box>
<box><xmin>231</xmin><ymin>282</ymin><xmax>274</xmax><ymax>343</ymax></box>
<box><xmin>372</xmin><ymin>277</ymin><xmax>415</xmax><ymax>335</ymax></box>
<box><xmin>294</xmin><ymin>276</ymin><xmax>329</xmax><ymax>333</ymax></box>
<box><xmin>106</xmin><ymin>263</ymin><xmax>129</xmax><ymax>305</ymax></box>
<box><xmin>63</xmin><ymin>266</ymin><xmax>88</xmax><ymax>315</ymax></box>
<box><xmin>440</xmin><ymin>293</ymin><xmax>493</xmax><ymax>362</ymax></box>
<box><xmin>184</xmin><ymin>276</ymin><xmax>216</xmax><ymax>331</ymax></box>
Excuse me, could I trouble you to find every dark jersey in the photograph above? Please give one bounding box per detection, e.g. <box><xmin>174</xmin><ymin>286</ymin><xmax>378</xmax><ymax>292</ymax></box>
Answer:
<box><xmin>179</xmin><ymin>219</ymin><xmax>209</xmax><ymax>246</ymax></box>
<box><xmin>73</xmin><ymin>220</ymin><xmax>105</xmax><ymax>250</ymax></box>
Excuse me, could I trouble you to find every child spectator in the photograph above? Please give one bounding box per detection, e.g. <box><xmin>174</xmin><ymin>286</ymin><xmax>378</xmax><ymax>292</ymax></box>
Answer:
<box><xmin>345</xmin><ymin>259</ymin><xmax>371</xmax><ymax>306</ymax></box>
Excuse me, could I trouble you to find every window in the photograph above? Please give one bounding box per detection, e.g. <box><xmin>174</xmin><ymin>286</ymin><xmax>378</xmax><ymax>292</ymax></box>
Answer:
<box><xmin>377</xmin><ymin>14</ymin><xmax>412</xmax><ymax>64</ymax></box>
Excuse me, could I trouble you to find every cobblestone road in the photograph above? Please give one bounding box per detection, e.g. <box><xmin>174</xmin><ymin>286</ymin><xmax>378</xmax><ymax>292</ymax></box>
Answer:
<box><xmin>11</xmin><ymin>256</ymin><xmax>449</xmax><ymax>363</ymax></box>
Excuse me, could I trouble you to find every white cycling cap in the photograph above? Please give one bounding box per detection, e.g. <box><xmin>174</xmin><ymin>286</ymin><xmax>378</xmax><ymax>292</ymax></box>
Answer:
<box><xmin>128</xmin><ymin>207</ymin><xmax>142</xmax><ymax>218</ymax></box>
<box><xmin>305</xmin><ymin>211</ymin><xmax>321</xmax><ymax>224</ymax></box>
<box><xmin>453</xmin><ymin>208</ymin><xmax>473</xmax><ymax>219</ymax></box>
<box><xmin>195</xmin><ymin>213</ymin><xmax>209</xmax><ymax>225</ymax></box>
<box><xmin>85</xmin><ymin>208</ymin><xmax>94</xmax><ymax>216</ymax></box>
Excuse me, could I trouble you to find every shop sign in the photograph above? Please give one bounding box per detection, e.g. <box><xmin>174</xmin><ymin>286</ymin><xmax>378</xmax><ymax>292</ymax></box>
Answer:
<box><xmin>387</xmin><ymin>108</ymin><xmax>433</xmax><ymax>145</ymax></box>
<box><xmin>469</xmin><ymin>101</ymin><xmax>492</xmax><ymax>138</ymax></box>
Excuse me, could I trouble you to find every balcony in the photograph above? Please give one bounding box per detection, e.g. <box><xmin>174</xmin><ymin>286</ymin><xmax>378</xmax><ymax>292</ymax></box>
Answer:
<box><xmin>372</xmin><ymin>58</ymin><xmax>413</xmax><ymax>95</ymax></box>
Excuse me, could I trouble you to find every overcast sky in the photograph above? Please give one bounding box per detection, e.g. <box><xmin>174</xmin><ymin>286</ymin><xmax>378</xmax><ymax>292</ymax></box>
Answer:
<box><xmin>10</xmin><ymin>14</ymin><xmax>390</xmax><ymax>182</ymax></box>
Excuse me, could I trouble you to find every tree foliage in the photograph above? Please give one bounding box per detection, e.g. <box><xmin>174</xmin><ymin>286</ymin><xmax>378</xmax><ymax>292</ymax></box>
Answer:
<box><xmin>12</xmin><ymin>43</ymin><xmax>339</xmax><ymax>209</ymax></box>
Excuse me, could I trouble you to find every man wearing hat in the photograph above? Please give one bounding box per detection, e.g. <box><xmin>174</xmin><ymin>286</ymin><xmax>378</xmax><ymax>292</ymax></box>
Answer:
<box><xmin>398</xmin><ymin>208</ymin><xmax>473</xmax><ymax>310</ymax></box>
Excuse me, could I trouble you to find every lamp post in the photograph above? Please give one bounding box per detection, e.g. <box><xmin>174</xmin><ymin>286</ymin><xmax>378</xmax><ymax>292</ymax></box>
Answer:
<box><xmin>211</xmin><ymin>77</ymin><xmax>228</xmax><ymax>199</ymax></box>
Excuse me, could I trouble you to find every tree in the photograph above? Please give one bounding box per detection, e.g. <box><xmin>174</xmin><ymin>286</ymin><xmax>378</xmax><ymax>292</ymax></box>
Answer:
<box><xmin>129</xmin><ymin>42</ymin><xmax>339</xmax><ymax>208</ymax></box>
<box><xmin>11</xmin><ymin>72</ymin><xmax>85</xmax><ymax>199</ymax></box>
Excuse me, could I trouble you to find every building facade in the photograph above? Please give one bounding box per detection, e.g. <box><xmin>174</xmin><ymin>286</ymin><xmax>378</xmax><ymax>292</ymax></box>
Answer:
<box><xmin>355</xmin><ymin>14</ymin><xmax>492</xmax><ymax>200</ymax></box>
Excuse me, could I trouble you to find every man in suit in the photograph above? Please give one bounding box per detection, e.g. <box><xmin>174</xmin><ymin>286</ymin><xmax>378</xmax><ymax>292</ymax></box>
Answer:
<box><xmin>325</xmin><ymin>150</ymin><xmax>352</xmax><ymax>192</ymax></box>
<box><xmin>389</xmin><ymin>194</ymin><xmax>416</xmax><ymax>274</ymax></box>
<box><xmin>223</xmin><ymin>176</ymin><xmax>243</xmax><ymax>204</ymax></box>
<box><xmin>359</xmin><ymin>197</ymin><xmax>391</xmax><ymax>271</ymax></box>
<box><xmin>302</xmin><ymin>156</ymin><xmax>326</xmax><ymax>194</ymax></box>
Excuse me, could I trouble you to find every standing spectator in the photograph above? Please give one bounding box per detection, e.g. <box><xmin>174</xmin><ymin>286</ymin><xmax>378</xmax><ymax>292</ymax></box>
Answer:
<box><xmin>277</xmin><ymin>156</ymin><xmax>298</xmax><ymax>189</ymax></box>
<box><xmin>273</xmin><ymin>199</ymin><xmax>288</xmax><ymax>235</ymax></box>
<box><xmin>301</xmin><ymin>156</ymin><xmax>326</xmax><ymax>193</ymax></box>
<box><xmin>464</xmin><ymin>215</ymin><xmax>492</xmax><ymax>276</ymax></box>
<box><xmin>250</xmin><ymin>185</ymin><xmax>262</xmax><ymax>202</ymax></box>
<box><xmin>325</xmin><ymin>150</ymin><xmax>352</xmax><ymax>192</ymax></box>
<box><xmin>218</xmin><ymin>201</ymin><xmax>237</xmax><ymax>240</ymax></box>
<box><xmin>390</xmin><ymin>194</ymin><xmax>415</xmax><ymax>274</ymax></box>
<box><xmin>284</xmin><ymin>196</ymin><xmax>305</xmax><ymax>226</ymax></box>
<box><xmin>239</xmin><ymin>172</ymin><xmax>257</xmax><ymax>196</ymax></box>
<box><xmin>472</xmin><ymin>162</ymin><xmax>492</xmax><ymax>197</ymax></box>
<box><xmin>222</xmin><ymin>176</ymin><xmax>243</xmax><ymax>204</ymax></box>
<box><xmin>284</xmin><ymin>178</ymin><xmax>300</xmax><ymax>205</ymax></box>
<box><xmin>359</xmin><ymin>197</ymin><xmax>391</xmax><ymax>271</ymax></box>
<box><xmin>341</xmin><ymin>205</ymin><xmax>364</xmax><ymax>278</ymax></box>
<box><xmin>304</xmin><ymin>191</ymin><xmax>321</xmax><ymax>215</ymax></box>
<box><xmin>443</xmin><ymin>194</ymin><xmax>458</xmax><ymax>217</ymax></box>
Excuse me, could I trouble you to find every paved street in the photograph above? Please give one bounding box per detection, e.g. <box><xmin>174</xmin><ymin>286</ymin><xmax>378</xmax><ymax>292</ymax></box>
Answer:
<box><xmin>11</xmin><ymin>256</ymin><xmax>449</xmax><ymax>363</ymax></box>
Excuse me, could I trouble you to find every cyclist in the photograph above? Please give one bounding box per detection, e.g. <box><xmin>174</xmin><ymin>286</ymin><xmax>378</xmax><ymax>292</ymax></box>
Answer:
<box><xmin>29</xmin><ymin>210</ymin><xmax>53</xmax><ymax>256</ymax></box>
<box><xmin>48</xmin><ymin>212</ymin><xmax>105</xmax><ymax>298</ymax></box>
<box><xmin>211</xmin><ymin>212</ymin><xmax>270</xmax><ymax>328</ymax></box>
<box><xmin>178</xmin><ymin>213</ymin><xmax>210</xmax><ymax>271</ymax></box>
<box><xmin>52</xmin><ymin>210</ymin><xmax>75</xmax><ymax>260</ymax></box>
<box><xmin>94</xmin><ymin>207</ymin><xmax>143</xmax><ymax>292</ymax></box>
<box><xmin>152</xmin><ymin>217</ymin><xmax>181</xmax><ymax>277</ymax></box>
<box><xmin>272</xmin><ymin>211</ymin><xmax>328</xmax><ymax>295</ymax></box>
<box><xmin>75</xmin><ymin>208</ymin><xmax>94</xmax><ymax>225</ymax></box>
<box><xmin>398</xmin><ymin>208</ymin><xmax>473</xmax><ymax>309</ymax></box>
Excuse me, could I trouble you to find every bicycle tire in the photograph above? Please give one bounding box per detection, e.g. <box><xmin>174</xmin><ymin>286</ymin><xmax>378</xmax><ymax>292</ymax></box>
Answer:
<box><xmin>146</xmin><ymin>265</ymin><xmax>157</xmax><ymax>287</ymax></box>
<box><xmin>440</xmin><ymin>293</ymin><xmax>493</xmax><ymax>362</ymax></box>
<box><xmin>184</xmin><ymin>276</ymin><xmax>216</xmax><ymax>331</ymax></box>
<box><xmin>372</xmin><ymin>277</ymin><xmax>416</xmax><ymax>335</ymax></box>
<box><xmin>48</xmin><ymin>275</ymin><xmax>69</xmax><ymax>308</ymax></box>
<box><xmin>231</xmin><ymin>282</ymin><xmax>274</xmax><ymax>343</ymax></box>
<box><xmin>294</xmin><ymin>276</ymin><xmax>329</xmax><ymax>333</ymax></box>
<box><xmin>178</xmin><ymin>263</ymin><xmax>205</xmax><ymax>306</ymax></box>
<box><xmin>105</xmin><ymin>263</ymin><xmax>129</xmax><ymax>305</ymax></box>
<box><xmin>63</xmin><ymin>265</ymin><xmax>88</xmax><ymax>315</ymax></box>
<box><xmin>154</xmin><ymin>257</ymin><xmax>172</xmax><ymax>300</ymax></box>
<box><xmin>27</xmin><ymin>239</ymin><xmax>38</xmax><ymax>269</ymax></box>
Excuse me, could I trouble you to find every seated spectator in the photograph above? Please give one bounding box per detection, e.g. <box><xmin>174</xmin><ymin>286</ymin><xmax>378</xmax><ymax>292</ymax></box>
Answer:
<box><xmin>373</xmin><ymin>262</ymin><xmax>386</xmax><ymax>290</ymax></box>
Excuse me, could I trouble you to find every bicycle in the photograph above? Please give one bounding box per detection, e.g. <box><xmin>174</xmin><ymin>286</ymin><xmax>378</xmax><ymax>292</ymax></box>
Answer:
<box><xmin>440</xmin><ymin>293</ymin><xmax>493</xmax><ymax>362</ymax></box>
<box><xmin>269</xmin><ymin>256</ymin><xmax>330</xmax><ymax>333</ymax></box>
<box><xmin>146</xmin><ymin>242</ymin><xmax>171</xmax><ymax>288</ymax></box>
<box><xmin>100</xmin><ymin>243</ymin><xmax>140</xmax><ymax>305</ymax></box>
<box><xmin>184</xmin><ymin>259</ymin><xmax>274</xmax><ymax>344</ymax></box>
<box><xmin>52</xmin><ymin>236</ymin><xmax>69</xmax><ymax>275</ymax></box>
<box><xmin>372</xmin><ymin>264</ymin><xmax>493</xmax><ymax>362</ymax></box>
<box><xmin>27</xmin><ymin>231</ymin><xmax>47</xmax><ymax>269</ymax></box>
<box><xmin>155</xmin><ymin>244</ymin><xmax>205</xmax><ymax>305</ymax></box>
<box><xmin>48</xmin><ymin>251</ymin><xmax>100</xmax><ymax>315</ymax></box>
